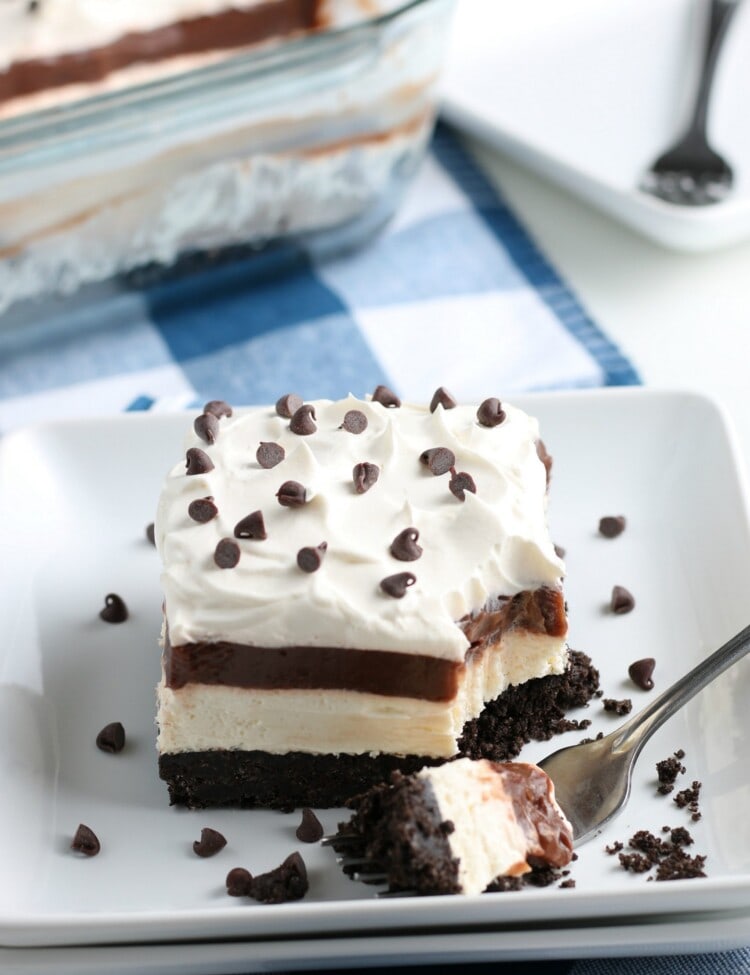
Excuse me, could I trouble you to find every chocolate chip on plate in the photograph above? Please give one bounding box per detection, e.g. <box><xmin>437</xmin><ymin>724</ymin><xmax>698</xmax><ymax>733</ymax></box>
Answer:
<box><xmin>341</xmin><ymin>410</ymin><xmax>368</xmax><ymax>434</ymax></box>
<box><xmin>203</xmin><ymin>400</ymin><xmax>233</xmax><ymax>419</ymax></box>
<box><xmin>289</xmin><ymin>404</ymin><xmax>317</xmax><ymax>435</ymax></box>
<box><xmin>234</xmin><ymin>510</ymin><xmax>267</xmax><ymax>540</ymax></box>
<box><xmin>194</xmin><ymin>412</ymin><xmax>219</xmax><ymax>445</ymax></box>
<box><xmin>99</xmin><ymin>593</ymin><xmax>128</xmax><ymax>624</ymax></box>
<box><xmin>419</xmin><ymin>447</ymin><xmax>455</xmax><ymax>476</ymax></box>
<box><xmin>71</xmin><ymin>824</ymin><xmax>100</xmax><ymax>857</ymax></box>
<box><xmin>145</xmin><ymin>523</ymin><xmax>156</xmax><ymax>546</ymax></box>
<box><xmin>352</xmin><ymin>462</ymin><xmax>379</xmax><ymax>494</ymax></box>
<box><xmin>188</xmin><ymin>496</ymin><xmax>218</xmax><ymax>523</ymax></box>
<box><xmin>275</xmin><ymin>393</ymin><xmax>303</xmax><ymax>419</ymax></box>
<box><xmin>371</xmin><ymin>385</ymin><xmax>401</xmax><ymax>408</ymax></box>
<box><xmin>256</xmin><ymin>442</ymin><xmax>285</xmax><ymax>469</ymax></box>
<box><xmin>297</xmin><ymin>543</ymin><xmax>327</xmax><ymax>573</ymax></box>
<box><xmin>390</xmin><ymin>528</ymin><xmax>423</xmax><ymax>562</ymax></box>
<box><xmin>296</xmin><ymin>808</ymin><xmax>324</xmax><ymax>843</ymax></box>
<box><xmin>226</xmin><ymin>867</ymin><xmax>252</xmax><ymax>897</ymax></box>
<box><xmin>185</xmin><ymin>447</ymin><xmax>214</xmax><ymax>475</ymax></box>
<box><xmin>449</xmin><ymin>470</ymin><xmax>477</xmax><ymax>501</ymax></box>
<box><xmin>611</xmin><ymin>585</ymin><xmax>635</xmax><ymax>614</ymax></box>
<box><xmin>629</xmin><ymin>657</ymin><xmax>656</xmax><ymax>690</ymax></box>
<box><xmin>477</xmin><ymin>398</ymin><xmax>506</xmax><ymax>427</ymax></box>
<box><xmin>214</xmin><ymin>538</ymin><xmax>241</xmax><ymax>568</ymax></box>
<box><xmin>380</xmin><ymin>572</ymin><xmax>416</xmax><ymax>598</ymax></box>
<box><xmin>193</xmin><ymin>827</ymin><xmax>227</xmax><ymax>858</ymax></box>
<box><xmin>276</xmin><ymin>481</ymin><xmax>307</xmax><ymax>508</ymax></box>
<box><xmin>96</xmin><ymin>722</ymin><xmax>126</xmax><ymax>754</ymax></box>
<box><xmin>429</xmin><ymin>387</ymin><xmax>458</xmax><ymax>412</ymax></box>
<box><xmin>599</xmin><ymin>515</ymin><xmax>627</xmax><ymax>538</ymax></box>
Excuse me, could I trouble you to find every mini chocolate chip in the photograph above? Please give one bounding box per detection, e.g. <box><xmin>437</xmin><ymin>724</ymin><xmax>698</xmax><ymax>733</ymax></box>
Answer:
<box><xmin>611</xmin><ymin>585</ymin><xmax>635</xmax><ymax>614</ymax></box>
<box><xmin>193</xmin><ymin>827</ymin><xmax>227</xmax><ymax>858</ymax></box>
<box><xmin>352</xmin><ymin>462</ymin><xmax>379</xmax><ymax>494</ymax></box>
<box><xmin>372</xmin><ymin>385</ymin><xmax>401</xmax><ymax>408</ymax></box>
<box><xmin>28</xmin><ymin>1</ymin><xmax>40</xmax><ymax>12</ymax></box>
<box><xmin>554</xmin><ymin>544</ymin><xmax>566</xmax><ymax>559</ymax></box>
<box><xmin>188</xmin><ymin>496</ymin><xmax>218</xmax><ymax>523</ymax></box>
<box><xmin>297</xmin><ymin>542</ymin><xmax>327</xmax><ymax>573</ymax></box>
<box><xmin>214</xmin><ymin>538</ymin><xmax>241</xmax><ymax>568</ymax></box>
<box><xmin>100</xmin><ymin>593</ymin><xmax>128</xmax><ymax>623</ymax></box>
<box><xmin>477</xmin><ymin>397</ymin><xmax>506</xmax><ymax>427</ymax></box>
<box><xmin>429</xmin><ymin>386</ymin><xmax>458</xmax><ymax>412</ymax></box>
<box><xmin>449</xmin><ymin>470</ymin><xmax>477</xmax><ymax>501</ymax></box>
<box><xmin>203</xmin><ymin>399</ymin><xmax>233</xmax><ymax>419</ymax></box>
<box><xmin>290</xmin><ymin>404</ymin><xmax>317</xmax><ymax>435</ymax></box>
<box><xmin>341</xmin><ymin>410</ymin><xmax>368</xmax><ymax>434</ymax></box>
<box><xmin>277</xmin><ymin>481</ymin><xmax>307</xmax><ymax>507</ymax></box>
<box><xmin>146</xmin><ymin>522</ymin><xmax>156</xmax><ymax>546</ymax></box>
<box><xmin>226</xmin><ymin>867</ymin><xmax>252</xmax><ymax>896</ymax></box>
<box><xmin>380</xmin><ymin>572</ymin><xmax>416</xmax><ymax>598</ymax></box>
<box><xmin>390</xmin><ymin>528</ymin><xmax>423</xmax><ymax>562</ymax></box>
<box><xmin>629</xmin><ymin>657</ymin><xmax>656</xmax><ymax>690</ymax></box>
<box><xmin>256</xmin><ymin>442</ymin><xmax>285</xmax><ymax>469</ymax></box>
<box><xmin>71</xmin><ymin>824</ymin><xmax>100</xmax><ymax>857</ymax></box>
<box><xmin>419</xmin><ymin>447</ymin><xmax>455</xmax><ymax>476</ymax></box>
<box><xmin>194</xmin><ymin>412</ymin><xmax>219</xmax><ymax>444</ymax></box>
<box><xmin>275</xmin><ymin>393</ymin><xmax>303</xmax><ymax>419</ymax></box>
<box><xmin>296</xmin><ymin>808</ymin><xmax>324</xmax><ymax>843</ymax></box>
<box><xmin>600</xmin><ymin>515</ymin><xmax>627</xmax><ymax>538</ymax></box>
<box><xmin>185</xmin><ymin>447</ymin><xmax>214</xmax><ymax>475</ymax></box>
<box><xmin>234</xmin><ymin>510</ymin><xmax>267</xmax><ymax>540</ymax></box>
<box><xmin>96</xmin><ymin>722</ymin><xmax>125</xmax><ymax>754</ymax></box>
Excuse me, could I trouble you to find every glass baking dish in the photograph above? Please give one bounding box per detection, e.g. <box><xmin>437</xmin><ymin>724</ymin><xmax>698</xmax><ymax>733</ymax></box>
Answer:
<box><xmin>0</xmin><ymin>0</ymin><xmax>454</xmax><ymax>318</ymax></box>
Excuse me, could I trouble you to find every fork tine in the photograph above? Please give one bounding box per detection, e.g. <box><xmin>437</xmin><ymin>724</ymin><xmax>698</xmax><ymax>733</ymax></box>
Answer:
<box><xmin>352</xmin><ymin>871</ymin><xmax>389</xmax><ymax>884</ymax></box>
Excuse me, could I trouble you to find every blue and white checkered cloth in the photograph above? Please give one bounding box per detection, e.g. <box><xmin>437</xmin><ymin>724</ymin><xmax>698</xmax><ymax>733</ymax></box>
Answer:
<box><xmin>0</xmin><ymin>125</ymin><xmax>638</xmax><ymax>433</ymax></box>
<box><xmin>2</xmin><ymin>124</ymin><xmax>746</xmax><ymax>975</ymax></box>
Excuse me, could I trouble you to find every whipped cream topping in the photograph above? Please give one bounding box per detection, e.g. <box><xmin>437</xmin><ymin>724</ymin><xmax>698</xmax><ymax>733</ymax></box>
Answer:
<box><xmin>155</xmin><ymin>396</ymin><xmax>564</xmax><ymax>661</ymax></box>
<box><xmin>0</xmin><ymin>0</ymin><xmax>401</xmax><ymax>74</ymax></box>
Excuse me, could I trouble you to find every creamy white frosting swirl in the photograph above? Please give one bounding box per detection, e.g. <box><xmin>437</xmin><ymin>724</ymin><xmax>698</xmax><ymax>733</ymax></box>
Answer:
<box><xmin>155</xmin><ymin>396</ymin><xmax>564</xmax><ymax>661</ymax></box>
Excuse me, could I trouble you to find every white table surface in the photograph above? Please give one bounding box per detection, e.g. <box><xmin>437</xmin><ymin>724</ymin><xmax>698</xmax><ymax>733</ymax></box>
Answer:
<box><xmin>462</xmin><ymin>134</ymin><xmax>750</xmax><ymax>471</ymax></box>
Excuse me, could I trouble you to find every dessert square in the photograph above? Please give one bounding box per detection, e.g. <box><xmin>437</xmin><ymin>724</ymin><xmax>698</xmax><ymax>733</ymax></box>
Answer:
<box><xmin>154</xmin><ymin>392</ymin><xmax>598</xmax><ymax>808</ymax></box>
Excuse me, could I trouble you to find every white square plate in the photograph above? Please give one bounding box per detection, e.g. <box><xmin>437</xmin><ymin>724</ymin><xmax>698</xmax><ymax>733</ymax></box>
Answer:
<box><xmin>441</xmin><ymin>0</ymin><xmax>750</xmax><ymax>251</ymax></box>
<box><xmin>2</xmin><ymin>388</ymin><xmax>750</xmax><ymax>949</ymax></box>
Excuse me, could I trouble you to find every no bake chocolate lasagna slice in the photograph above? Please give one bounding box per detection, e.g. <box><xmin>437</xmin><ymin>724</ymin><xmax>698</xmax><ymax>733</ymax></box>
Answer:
<box><xmin>155</xmin><ymin>391</ymin><xmax>598</xmax><ymax>809</ymax></box>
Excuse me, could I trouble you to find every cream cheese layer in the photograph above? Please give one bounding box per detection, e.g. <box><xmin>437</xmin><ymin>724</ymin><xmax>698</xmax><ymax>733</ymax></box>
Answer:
<box><xmin>156</xmin><ymin>396</ymin><xmax>564</xmax><ymax>660</ymax></box>
<box><xmin>156</xmin><ymin>604</ymin><xmax>569</xmax><ymax>759</ymax></box>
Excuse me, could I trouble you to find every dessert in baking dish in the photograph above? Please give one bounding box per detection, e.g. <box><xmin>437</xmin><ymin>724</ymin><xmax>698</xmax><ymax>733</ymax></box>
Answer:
<box><xmin>154</xmin><ymin>392</ymin><xmax>598</xmax><ymax>809</ymax></box>
<box><xmin>0</xmin><ymin>1</ymin><xmax>452</xmax><ymax>314</ymax></box>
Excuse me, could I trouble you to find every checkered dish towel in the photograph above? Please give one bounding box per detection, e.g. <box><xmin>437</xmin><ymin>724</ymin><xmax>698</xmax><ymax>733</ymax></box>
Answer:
<box><xmin>0</xmin><ymin>125</ymin><xmax>638</xmax><ymax>432</ymax></box>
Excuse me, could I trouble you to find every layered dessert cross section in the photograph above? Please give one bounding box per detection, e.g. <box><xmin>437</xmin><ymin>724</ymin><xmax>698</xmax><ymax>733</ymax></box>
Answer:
<box><xmin>335</xmin><ymin>758</ymin><xmax>574</xmax><ymax>895</ymax></box>
<box><xmin>155</xmin><ymin>393</ymin><xmax>595</xmax><ymax>808</ymax></box>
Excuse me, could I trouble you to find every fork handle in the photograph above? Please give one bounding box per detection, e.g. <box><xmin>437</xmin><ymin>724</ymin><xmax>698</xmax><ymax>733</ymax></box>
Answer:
<box><xmin>690</xmin><ymin>0</ymin><xmax>742</xmax><ymax>137</ymax></box>
<box><xmin>611</xmin><ymin>622</ymin><xmax>750</xmax><ymax>759</ymax></box>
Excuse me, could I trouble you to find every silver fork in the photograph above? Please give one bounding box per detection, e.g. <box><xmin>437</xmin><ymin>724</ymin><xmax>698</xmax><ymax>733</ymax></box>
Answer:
<box><xmin>641</xmin><ymin>0</ymin><xmax>741</xmax><ymax>205</ymax></box>
<box><xmin>539</xmin><ymin>622</ymin><xmax>750</xmax><ymax>844</ymax></box>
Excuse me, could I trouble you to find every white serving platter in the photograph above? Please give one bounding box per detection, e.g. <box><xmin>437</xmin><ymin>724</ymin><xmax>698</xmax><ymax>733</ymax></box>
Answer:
<box><xmin>440</xmin><ymin>0</ymin><xmax>750</xmax><ymax>251</ymax></box>
<box><xmin>1</xmin><ymin>389</ymin><xmax>750</xmax><ymax>950</ymax></box>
